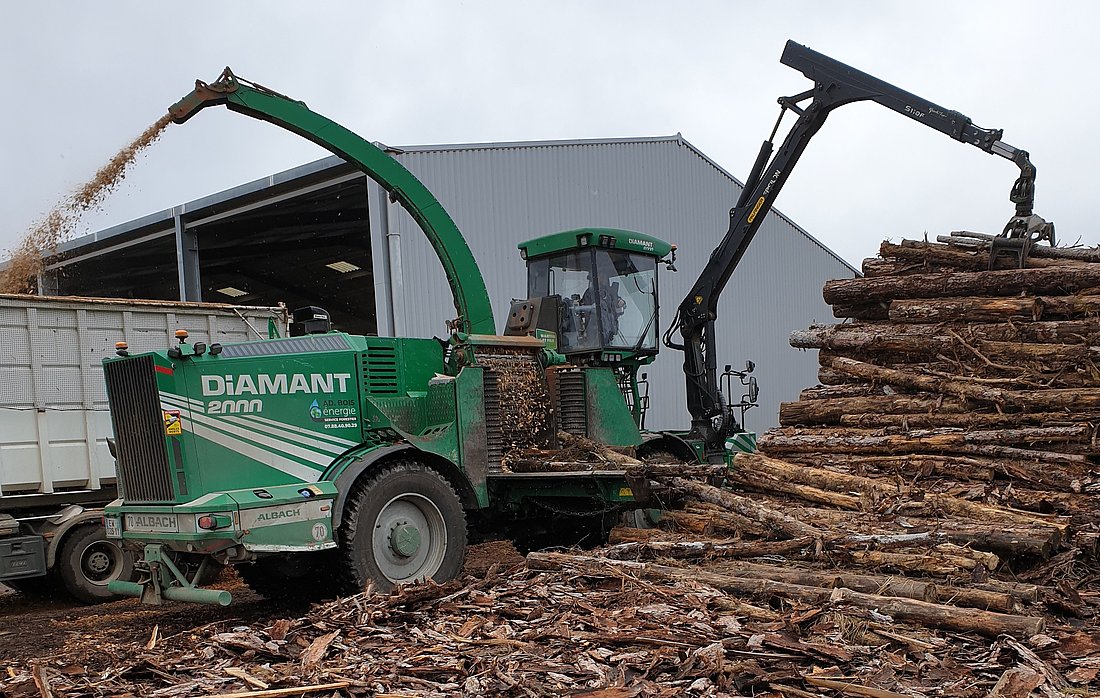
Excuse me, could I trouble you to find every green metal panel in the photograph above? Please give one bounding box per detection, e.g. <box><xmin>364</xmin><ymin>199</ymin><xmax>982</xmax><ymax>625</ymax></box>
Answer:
<box><xmin>584</xmin><ymin>368</ymin><xmax>643</xmax><ymax>448</ymax></box>
<box><xmin>169</xmin><ymin>73</ymin><xmax>496</xmax><ymax>336</ymax></box>
<box><xmin>519</xmin><ymin>228</ymin><xmax>672</xmax><ymax>260</ymax></box>
<box><xmin>455</xmin><ymin>367</ymin><xmax>489</xmax><ymax>506</ymax></box>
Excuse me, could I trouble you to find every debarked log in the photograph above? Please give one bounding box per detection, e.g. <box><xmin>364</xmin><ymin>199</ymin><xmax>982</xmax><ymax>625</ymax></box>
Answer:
<box><xmin>525</xmin><ymin>552</ymin><xmax>1045</xmax><ymax>638</ymax></box>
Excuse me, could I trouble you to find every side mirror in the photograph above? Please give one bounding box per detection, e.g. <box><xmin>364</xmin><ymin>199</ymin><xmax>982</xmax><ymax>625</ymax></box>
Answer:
<box><xmin>748</xmin><ymin>376</ymin><xmax>759</xmax><ymax>403</ymax></box>
<box><xmin>745</xmin><ymin>360</ymin><xmax>755</xmax><ymax>373</ymax></box>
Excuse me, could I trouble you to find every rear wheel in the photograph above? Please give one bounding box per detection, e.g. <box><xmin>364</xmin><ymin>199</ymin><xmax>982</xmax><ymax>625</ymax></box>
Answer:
<box><xmin>56</xmin><ymin>524</ymin><xmax>134</xmax><ymax>604</ymax></box>
<box><xmin>336</xmin><ymin>460</ymin><xmax>466</xmax><ymax>594</ymax></box>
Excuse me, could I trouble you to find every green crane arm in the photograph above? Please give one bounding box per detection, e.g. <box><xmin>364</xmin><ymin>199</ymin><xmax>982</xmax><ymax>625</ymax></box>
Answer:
<box><xmin>168</xmin><ymin>68</ymin><xmax>497</xmax><ymax>336</ymax></box>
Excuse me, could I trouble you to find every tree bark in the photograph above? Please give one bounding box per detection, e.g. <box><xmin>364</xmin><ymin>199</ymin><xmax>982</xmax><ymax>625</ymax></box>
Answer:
<box><xmin>779</xmin><ymin>394</ymin><xmax>971</xmax><ymax>426</ymax></box>
<box><xmin>827</xmin><ymin>587</ymin><xmax>1043</xmax><ymax>638</ymax></box>
<box><xmin>823</xmin><ymin>265</ymin><xmax>1100</xmax><ymax>305</ymax></box>
<box><xmin>937</xmin><ymin>233</ymin><xmax>1100</xmax><ymax>263</ymax></box>
<box><xmin>606</xmin><ymin>527</ymin><xmax>677</xmax><ymax>544</ymax></box>
<box><xmin>601</xmin><ymin>536</ymin><xmax>815</xmax><ymax>561</ymax></box>
<box><xmin>792</xmin><ymin>325</ymin><xmax>1100</xmax><ymax>364</ymax></box>
<box><xmin>793</xmin><ymin>320</ymin><xmax>1100</xmax><ymax>347</ymax></box>
<box><xmin>824</xmin><ymin>356</ymin><xmax>1009</xmax><ymax>403</ymax></box>
<box><xmin>799</xmin><ymin>384</ymin><xmax>887</xmax><ymax>400</ymax></box>
<box><xmin>525</xmin><ymin>552</ymin><xmax>1045</xmax><ymax>638</ymax></box>
<box><xmin>879</xmin><ymin>240</ymin><xmax>1088</xmax><ymax>272</ymax></box>
<box><xmin>735</xmin><ymin>452</ymin><xmax>895</xmax><ymax>497</ymax></box>
<box><xmin>726</xmin><ymin>470</ymin><xmax>864</xmax><ymax>511</ymax></box>
<box><xmin>681</xmin><ymin>502</ymin><xmax>772</xmax><ymax>537</ymax></box>
<box><xmin>778</xmin><ymin>452</ymin><xmax>995</xmax><ymax>483</ymax></box>
<box><xmin>889</xmin><ymin>295</ymin><xmax>1100</xmax><ymax>323</ymax></box>
<box><xmin>761</xmin><ymin>428</ymin><xmax>1089</xmax><ymax>471</ymax></box>
<box><xmin>845</xmin><ymin>546</ymin><xmax>999</xmax><ymax>574</ymax></box>
<box><xmin>843</xmin><ymin>526</ymin><xmax>1060</xmax><ymax>558</ymax></box>
<box><xmin>666</xmin><ymin>477</ymin><xmax>824</xmax><ymax>540</ymax></box>
<box><xmin>838</xmin><ymin>412</ymin><xmax>1098</xmax><ymax>431</ymax></box>
<box><xmin>656</xmin><ymin>510</ymin><xmax>714</xmax><ymax>535</ymax></box>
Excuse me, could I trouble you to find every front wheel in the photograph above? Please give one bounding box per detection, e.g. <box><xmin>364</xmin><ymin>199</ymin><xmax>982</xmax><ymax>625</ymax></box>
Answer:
<box><xmin>56</xmin><ymin>524</ymin><xmax>134</xmax><ymax>604</ymax></box>
<box><xmin>337</xmin><ymin>460</ymin><xmax>466</xmax><ymax>594</ymax></box>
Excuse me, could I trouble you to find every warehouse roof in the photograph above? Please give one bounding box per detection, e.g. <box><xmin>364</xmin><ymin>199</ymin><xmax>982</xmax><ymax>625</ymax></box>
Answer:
<box><xmin>50</xmin><ymin>134</ymin><xmax>856</xmax><ymax>275</ymax></box>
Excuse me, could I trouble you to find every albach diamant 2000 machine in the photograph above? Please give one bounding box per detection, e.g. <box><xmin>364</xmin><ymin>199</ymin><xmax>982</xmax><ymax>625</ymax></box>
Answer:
<box><xmin>103</xmin><ymin>40</ymin><xmax>1051</xmax><ymax>604</ymax></box>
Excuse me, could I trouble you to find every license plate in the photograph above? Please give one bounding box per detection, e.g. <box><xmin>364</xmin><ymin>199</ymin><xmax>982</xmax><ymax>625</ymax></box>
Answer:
<box><xmin>124</xmin><ymin>513</ymin><xmax>179</xmax><ymax>533</ymax></box>
<box><xmin>103</xmin><ymin>517</ymin><xmax>121</xmax><ymax>539</ymax></box>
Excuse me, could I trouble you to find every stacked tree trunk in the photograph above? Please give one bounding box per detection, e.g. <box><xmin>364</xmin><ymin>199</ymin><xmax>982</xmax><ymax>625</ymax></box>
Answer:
<box><xmin>758</xmin><ymin>232</ymin><xmax>1100</xmax><ymax>569</ymax></box>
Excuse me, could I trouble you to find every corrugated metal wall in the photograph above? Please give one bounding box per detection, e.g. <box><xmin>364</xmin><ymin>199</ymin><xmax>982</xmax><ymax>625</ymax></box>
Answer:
<box><xmin>378</xmin><ymin>137</ymin><xmax>856</xmax><ymax>431</ymax></box>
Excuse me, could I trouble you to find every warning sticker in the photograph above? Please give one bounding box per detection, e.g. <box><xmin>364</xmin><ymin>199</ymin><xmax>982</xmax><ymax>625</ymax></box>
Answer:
<box><xmin>163</xmin><ymin>410</ymin><xmax>182</xmax><ymax>435</ymax></box>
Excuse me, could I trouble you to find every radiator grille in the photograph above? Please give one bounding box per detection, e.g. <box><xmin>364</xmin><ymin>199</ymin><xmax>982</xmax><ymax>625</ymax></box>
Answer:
<box><xmin>483</xmin><ymin>369</ymin><xmax>503</xmax><ymax>472</ymax></box>
<box><xmin>556</xmin><ymin>369</ymin><xmax>587</xmax><ymax>436</ymax></box>
<box><xmin>362</xmin><ymin>345</ymin><xmax>399</xmax><ymax>395</ymax></box>
<box><xmin>103</xmin><ymin>356</ymin><xmax>174</xmax><ymax>503</ymax></box>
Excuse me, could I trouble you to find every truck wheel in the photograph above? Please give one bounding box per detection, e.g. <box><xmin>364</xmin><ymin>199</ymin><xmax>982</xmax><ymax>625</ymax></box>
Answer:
<box><xmin>337</xmin><ymin>460</ymin><xmax>466</xmax><ymax>594</ymax></box>
<box><xmin>56</xmin><ymin>524</ymin><xmax>134</xmax><ymax>604</ymax></box>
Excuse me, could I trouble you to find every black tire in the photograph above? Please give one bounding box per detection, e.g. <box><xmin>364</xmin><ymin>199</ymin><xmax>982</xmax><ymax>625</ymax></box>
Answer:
<box><xmin>336</xmin><ymin>460</ymin><xmax>466</xmax><ymax>594</ymax></box>
<box><xmin>56</xmin><ymin>524</ymin><xmax>135</xmax><ymax>604</ymax></box>
<box><xmin>237</xmin><ymin>552</ymin><xmax>340</xmax><ymax>601</ymax></box>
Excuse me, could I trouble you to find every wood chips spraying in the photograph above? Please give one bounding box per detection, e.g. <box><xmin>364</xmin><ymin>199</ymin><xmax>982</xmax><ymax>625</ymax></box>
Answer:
<box><xmin>1</xmin><ymin>114</ymin><xmax>173</xmax><ymax>293</ymax></box>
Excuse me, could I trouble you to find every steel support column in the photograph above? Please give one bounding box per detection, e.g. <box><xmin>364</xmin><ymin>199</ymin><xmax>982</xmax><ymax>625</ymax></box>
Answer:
<box><xmin>174</xmin><ymin>211</ymin><xmax>201</xmax><ymax>302</ymax></box>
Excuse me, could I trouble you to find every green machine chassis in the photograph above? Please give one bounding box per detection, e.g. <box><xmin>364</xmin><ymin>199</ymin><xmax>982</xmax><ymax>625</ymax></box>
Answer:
<box><xmin>104</xmin><ymin>70</ymin><xmax>653</xmax><ymax>605</ymax></box>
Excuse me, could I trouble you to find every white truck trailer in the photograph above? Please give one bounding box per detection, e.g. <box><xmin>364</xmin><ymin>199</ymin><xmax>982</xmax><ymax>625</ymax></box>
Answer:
<box><xmin>0</xmin><ymin>294</ymin><xmax>287</xmax><ymax>602</ymax></box>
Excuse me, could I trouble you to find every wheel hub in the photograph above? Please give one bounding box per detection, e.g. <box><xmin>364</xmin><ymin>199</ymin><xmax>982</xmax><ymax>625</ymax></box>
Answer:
<box><xmin>389</xmin><ymin>522</ymin><xmax>422</xmax><ymax>557</ymax></box>
<box><xmin>86</xmin><ymin>550</ymin><xmax>112</xmax><ymax>575</ymax></box>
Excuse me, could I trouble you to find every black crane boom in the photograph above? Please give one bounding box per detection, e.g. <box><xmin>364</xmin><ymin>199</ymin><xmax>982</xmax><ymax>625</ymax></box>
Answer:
<box><xmin>672</xmin><ymin>40</ymin><xmax>1054</xmax><ymax>458</ymax></box>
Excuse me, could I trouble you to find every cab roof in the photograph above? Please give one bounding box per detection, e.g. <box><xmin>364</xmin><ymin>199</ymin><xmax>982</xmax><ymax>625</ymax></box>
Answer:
<box><xmin>519</xmin><ymin>228</ymin><xmax>673</xmax><ymax>259</ymax></box>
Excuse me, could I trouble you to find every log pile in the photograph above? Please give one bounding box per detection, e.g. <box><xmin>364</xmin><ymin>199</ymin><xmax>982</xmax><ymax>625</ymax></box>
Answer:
<box><xmin>738</xmin><ymin>233</ymin><xmax>1100</xmax><ymax>614</ymax></box>
<box><xmin>775</xmin><ymin>234</ymin><xmax>1099</xmax><ymax>548</ymax></box>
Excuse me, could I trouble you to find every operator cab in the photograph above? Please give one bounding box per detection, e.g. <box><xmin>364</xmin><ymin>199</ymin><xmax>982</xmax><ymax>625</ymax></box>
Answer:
<box><xmin>507</xmin><ymin>228</ymin><xmax>673</xmax><ymax>363</ymax></box>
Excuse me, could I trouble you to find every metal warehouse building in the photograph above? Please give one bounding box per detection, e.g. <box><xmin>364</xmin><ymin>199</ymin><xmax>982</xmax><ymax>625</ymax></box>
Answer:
<box><xmin>41</xmin><ymin>135</ymin><xmax>856</xmax><ymax>431</ymax></box>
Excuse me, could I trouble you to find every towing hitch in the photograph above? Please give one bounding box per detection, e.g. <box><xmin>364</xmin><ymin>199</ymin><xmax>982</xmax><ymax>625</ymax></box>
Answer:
<box><xmin>108</xmin><ymin>544</ymin><xmax>230</xmax><ymax>606</ymax></box>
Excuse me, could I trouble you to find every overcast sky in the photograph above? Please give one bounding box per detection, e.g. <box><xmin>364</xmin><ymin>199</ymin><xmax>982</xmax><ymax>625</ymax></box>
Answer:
<box><xmin>2</xmin><ymin>2</ymin><xmax>1096</xmax><ymax>268</ymax></box>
